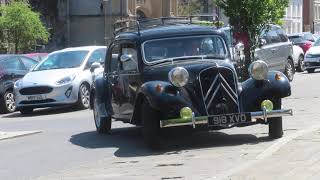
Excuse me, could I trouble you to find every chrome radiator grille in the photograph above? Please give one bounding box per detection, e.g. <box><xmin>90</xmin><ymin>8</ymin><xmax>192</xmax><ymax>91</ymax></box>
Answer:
<box><xmin>199</xmin><ymin>67</ymin><xmax>239</xmax><ymax>115</ymax></box>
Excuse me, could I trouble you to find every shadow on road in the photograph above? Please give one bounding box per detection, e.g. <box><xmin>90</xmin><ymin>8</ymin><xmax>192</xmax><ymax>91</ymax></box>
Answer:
<box><xmin>70</xmin><ymin>126</ymin><xmax>273</xmax><ymax>158</ymax></box>
<box><xmin>2</xmin><ymin>106</ymin><xmax>82</xmax><ymax>118</ymax></box>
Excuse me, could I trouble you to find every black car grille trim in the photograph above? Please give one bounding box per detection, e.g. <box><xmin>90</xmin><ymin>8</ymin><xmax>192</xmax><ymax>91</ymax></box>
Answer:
<box><xmin>19</xmin><ymin>86</ymin><xmax>53</xmax><ymax>95</ymax></box>
<box><xmin>199</xmin><ymin>66</ymin><xmax>240</xmax><ymax>115</ymax></box>
<box><xmin>20</xmin><ymin>99</ymin><xmax>55</xmax><ymax>104</ymax></box>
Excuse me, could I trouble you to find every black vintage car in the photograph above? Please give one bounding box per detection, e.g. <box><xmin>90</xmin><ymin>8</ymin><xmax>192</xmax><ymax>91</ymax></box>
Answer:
<box><xmin>90</xmin><ymin>19</ymin><xmax>293</xmax><ymax>148</ymax></box>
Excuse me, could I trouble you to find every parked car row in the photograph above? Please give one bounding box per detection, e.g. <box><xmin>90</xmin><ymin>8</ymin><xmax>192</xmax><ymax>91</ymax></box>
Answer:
<box><xmin>0</xmin><ymin>46</ymin><xmax>106</xmax><ymax>114</ymax></box>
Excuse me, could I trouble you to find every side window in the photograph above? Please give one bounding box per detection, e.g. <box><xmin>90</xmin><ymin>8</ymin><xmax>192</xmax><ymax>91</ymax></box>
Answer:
<box><xmin>1</xmin><ymin>57</ymin><xmax>24</xmax><ymax>71</ymax></box>
<box><xmin>20</xmin><ymin>57</ymin><xmax>37</xmax><ymax>70</ymax></box>
<box><xmin>109</xmin><ymin>44</ymin><xmax>120</xmax><ymax>72</ymax></box>
<box><xmin>267</xmin><ymin>30</ymin><xmax>281</xmax><ymax>44</ymax></box>
<box><xmin>276</xmin><ymin>28</ymin><xmax>289</xmax><ymax>42</ymax></box>
<box><xmin>88</xmin><ymin>49</ymin><xmax>106</xmax><ymax>66</ymax></box>
<box><xmin>120</xmin><ymin>44</ymin><xmax>138</xmax><ymax>71</ymax></box>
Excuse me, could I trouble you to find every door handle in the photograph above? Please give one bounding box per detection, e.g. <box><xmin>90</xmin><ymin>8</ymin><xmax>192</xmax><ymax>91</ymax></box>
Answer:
<box><xmin>271</xmin><ymin>48</ymin><xmax>278</xmax><ymax>52</ymax></box>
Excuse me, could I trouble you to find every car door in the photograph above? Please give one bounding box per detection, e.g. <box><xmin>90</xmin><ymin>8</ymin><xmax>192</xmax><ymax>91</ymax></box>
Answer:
<box><xmin>107</xmin><ymin>42</ymin><xmax>141</xmax><ymax>121</ymax></box>
<box><xmin>275</xmin><ymin>27</ymin><xmax>292</xmax><ymax>72</ymax></box>
<box><xmin>255</xmin><ymin>29</ymin><xmax>274</xmax><ymax>67</ymax></box>
<box><xmin>117</xmin><ymin>43</ymin><xmax>141</xmax><ymax>120</ymax></box>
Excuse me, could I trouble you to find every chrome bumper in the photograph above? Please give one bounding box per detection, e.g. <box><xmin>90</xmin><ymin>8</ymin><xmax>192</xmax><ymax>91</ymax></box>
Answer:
<box><xmin>160</xmin><ymin>109</ymin><xmax>293</xmax><ymax>128</ymax></box>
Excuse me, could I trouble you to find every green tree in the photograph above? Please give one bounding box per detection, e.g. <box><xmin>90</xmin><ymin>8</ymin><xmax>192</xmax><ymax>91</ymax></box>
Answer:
<box><xmin>217</xmin><ymin>0</ymin><xmax>289</xmax><ymax>79</ymax></box>
<box><xmin>0</xmin><ymin>1</ymin><xmax>49</xmax><ymax>53</ymax></box>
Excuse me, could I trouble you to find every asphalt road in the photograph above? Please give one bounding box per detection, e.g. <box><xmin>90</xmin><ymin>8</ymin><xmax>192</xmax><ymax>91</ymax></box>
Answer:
<box><xmin>1</xmin><ymin>71</ymin><xmax>320</xmax><ymax>180</ymax></box>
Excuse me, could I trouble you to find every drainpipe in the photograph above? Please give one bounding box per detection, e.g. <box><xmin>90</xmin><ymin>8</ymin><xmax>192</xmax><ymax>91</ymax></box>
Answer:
<box><xmin>66</xmin><ymin>0</ymin><xmax>70</xmax><ymax>47</ymax></box>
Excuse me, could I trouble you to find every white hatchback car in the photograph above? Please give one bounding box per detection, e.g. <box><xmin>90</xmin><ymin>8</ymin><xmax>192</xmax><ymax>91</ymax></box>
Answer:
<box><xmin>14</xmin><ymin>46</ymin><xmax>106</xmax><ymax>114</ymax></box>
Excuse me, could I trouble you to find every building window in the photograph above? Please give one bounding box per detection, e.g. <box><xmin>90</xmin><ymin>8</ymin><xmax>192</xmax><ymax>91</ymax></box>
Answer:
<box><xmin>137</xmin><ymin>0</ymin><xmax>145</xmax><ymax>5</ymax></box>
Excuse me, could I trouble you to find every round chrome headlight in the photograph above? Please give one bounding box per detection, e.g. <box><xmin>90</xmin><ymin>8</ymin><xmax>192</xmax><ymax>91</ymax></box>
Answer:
<box><xmin>168</xmin><ymin>67</ymin><xmax>189</xmax><ymax>87</ymax></box>
<box><xmin>249</xmin><ymin>60</ymin><xmax>269</xmax><ymax>80</ymax></box>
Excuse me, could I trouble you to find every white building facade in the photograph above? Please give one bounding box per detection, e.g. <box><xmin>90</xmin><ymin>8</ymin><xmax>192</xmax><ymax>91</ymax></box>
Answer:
<box><xmin>283</xmin><ymin>0</ymin><xmax>303</xmax><ymax>34</ymax></box>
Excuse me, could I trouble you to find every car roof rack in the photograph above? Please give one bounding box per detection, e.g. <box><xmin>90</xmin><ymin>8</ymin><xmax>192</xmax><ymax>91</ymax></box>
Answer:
<box><xmin>113</xmin><ymin>15</ymin><xmax>220</xmax><ymax>36</ymax></box>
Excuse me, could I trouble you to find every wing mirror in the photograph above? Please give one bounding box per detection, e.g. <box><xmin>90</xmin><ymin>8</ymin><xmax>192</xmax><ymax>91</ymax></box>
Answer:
<box><xmin>90</xmin><ymin>62</ymin><xmax>102</xmax><ymax>73</ymax></box>
<box><xmin>259</xmin><ymin>38</ymin><xmax>267</xmax><ymax>47</ymax></box>
<box><xmin>235</xmin><ymin>42</ymin><xmax>244</xmax><ymax>51</ymax></box>
<box><xmin>120</xmin><ymin>54</ymin><xmax>133</xmax><ymax>63</ymax></box>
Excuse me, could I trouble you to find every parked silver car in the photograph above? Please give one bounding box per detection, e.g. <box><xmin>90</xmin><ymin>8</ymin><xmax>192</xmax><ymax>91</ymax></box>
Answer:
<box><xmin>14</xmin><ymin>46</ymin><xmax>106</xmax><ymax>114</ymax></box>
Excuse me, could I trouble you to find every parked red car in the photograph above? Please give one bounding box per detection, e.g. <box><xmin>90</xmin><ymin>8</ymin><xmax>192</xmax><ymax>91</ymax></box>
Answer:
<box><xmin>24</xmin><ymin>53</ymin><xmax>48</xmax><ymax>62</ymax></box>
<box><xmin>288</xmin><ymin>33</ymin><xmax>315</xmax><ymax>53</ymax></box>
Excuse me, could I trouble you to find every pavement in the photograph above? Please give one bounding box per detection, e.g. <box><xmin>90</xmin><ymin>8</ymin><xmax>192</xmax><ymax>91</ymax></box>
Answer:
<box><xmin>1</xmin><ymin>71</ymin><xmax>320</xmax><ymax>180</ymax></box>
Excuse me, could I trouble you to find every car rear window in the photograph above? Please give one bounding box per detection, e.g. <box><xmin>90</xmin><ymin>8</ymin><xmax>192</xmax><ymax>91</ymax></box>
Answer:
<box><xmin>288</xmin><ymin>36</ymin><xmax>307</xmax><ymax>44</ymax></box>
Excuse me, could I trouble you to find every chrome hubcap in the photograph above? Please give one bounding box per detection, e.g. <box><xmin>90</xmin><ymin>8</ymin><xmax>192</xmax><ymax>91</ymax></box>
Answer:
<box><xmin>5</xmin><ymin>92</ymin><xmax>15</xmax><ymax>112</ymax></box>
<box><xmin>286</xmin><ymin>63</ymin><xmax>293</xmax><ymax>80</ymax></box>
<box><xmin>81</xmin><ymin>85</ymin><xmax>90</xmax><ymax>108</ymax></box>
<box><xmin>300</xmin><ymin>60</ymin><xmax>305</xmax><ymax>71</ymax></box>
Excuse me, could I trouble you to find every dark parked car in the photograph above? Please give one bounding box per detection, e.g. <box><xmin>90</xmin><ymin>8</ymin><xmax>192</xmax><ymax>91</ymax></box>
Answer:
<box><xmin>90</xmin><ymin>20</ymin><xmax>292</xmax><ymax>148</ymax></box>
<box><xmin>0</xmin><ymin>55</ymin><xmax>38</xmax><ymax>113</ymax></box>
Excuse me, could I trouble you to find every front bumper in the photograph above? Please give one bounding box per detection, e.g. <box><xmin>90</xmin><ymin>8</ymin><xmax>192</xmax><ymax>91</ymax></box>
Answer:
<box><xmin>304</xmin><ymin>58</ymin><xmax>320</xmax><ymax>69</ymax></box>
<box><xmin>15</xmin><ymin>84</ymin><xmax>78</xmax><ymax>109</ymax></box>
<box><xmin>160</xmin><ymin>109</ymin><xmax>293</xmax><ymax>128</ymax></box>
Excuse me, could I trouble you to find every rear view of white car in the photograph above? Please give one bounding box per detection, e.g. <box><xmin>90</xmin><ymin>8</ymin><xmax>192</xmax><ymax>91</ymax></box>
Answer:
<box><xmin>14</xmin><ymin>46</ymin><xmax>106</xmax><ymax>114</ymax></box>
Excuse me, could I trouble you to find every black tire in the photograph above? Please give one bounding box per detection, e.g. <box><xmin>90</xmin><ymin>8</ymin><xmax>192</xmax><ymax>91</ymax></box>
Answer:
<box><xmin>284</xmin><ymin>59</ymin><xmax>295</xmax><ymax>82</ymax></box>
<box><xmin>268</xmin><ymin>99</ymin><xmax>283</xmax><ymax>139</ymax></box>
<box><xmin>296</xmin><ymin>55</ymin><xmax>305</xmax><ymax>72</ymax></box>
<box><xmin>0</xmin><ymin>90</ymin><xmax>16</xmax><ymax>114</ymax></box>
<box><xmin>141</xmin><ymin>101</ymin><xmax>161</xmax><ymax>149</ymax></box>
<box><xmin>93</xmin><ymin>95</ymin><xmax>111</xmax><ymax>134</ymax></box>
<box><xmin>77</xmin><ymin>83</ymin><xmax>90</xmax><ymax>109</ymax></box>
<box><xmin>20</xmin><ymin>107</ymin><xmax>34</xmax><ymax>115</ymax></box>
<box><xmin>307</xmin><ymin>68</ymin><xmax>315</xmax><ymax>73</ymax></box>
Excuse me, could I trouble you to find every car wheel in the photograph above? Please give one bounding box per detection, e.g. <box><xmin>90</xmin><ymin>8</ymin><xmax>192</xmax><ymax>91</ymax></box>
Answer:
<box><xmin>93</xmin><ymin>95</ymin><xmax>111</xmax><ymax>134</ymax></box>
<box><xmin>77</xmin><ymin>83</ymin><xmax>90</xmax><ymax>109</ymax></box>
<box><xmin>20</xmin><ymin>107</ymin><xmax>34</xmax><ymax>115</ymax></box>
<box><xmin>284</xmin><ymin>60</ymin><xmax>295</xmax><ymax>82</ymax></box>
<box><xmin>141</xmin><ymin>100</ymin><xmax>161</xmax><ymax>149</ymax></box>
<box><xmin>268</xmin><ymin>99</ymin><xmax>283</xmax><ymax>139</ymax></box>
<box><xmin>0</xmin><ymin>90</ymin><xmax>16</xmax><ymax>114</ymax></box>
<box><xmin>307</xmin><ymin>68</ymin><xmax>315</xmax><ymax>73</ymax></box>
<box><xmin>297</xmin><ymin>55</ymin><xmax>305</xmax><ymax>72</ymax></box>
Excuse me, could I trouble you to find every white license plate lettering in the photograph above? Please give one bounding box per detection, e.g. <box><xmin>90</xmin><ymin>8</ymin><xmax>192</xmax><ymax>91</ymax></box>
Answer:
<box><xmin>209</xmin><ymin>113</ymin><xmax>250</xmax><ymax>126</ymax></box>
<box><xmin>27</xmin><ymin>95</ymin><xmax>43</xmax><ymax>101</ymax></box>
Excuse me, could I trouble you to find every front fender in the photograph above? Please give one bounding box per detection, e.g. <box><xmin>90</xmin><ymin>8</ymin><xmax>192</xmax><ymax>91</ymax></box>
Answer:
<box><xmin>239</xmin><ymin>71</ymin><xmax>291</xmax><ymax>112</ymax></box>
<box><xmin>90</xmin><ymin>73</ymin><xmax>113</xmax><ymax>117</ymax></box>
<box><xmin>131</xmin><ymin>81</ymin><xmax>202</xmax><ymax>124</ymax></box>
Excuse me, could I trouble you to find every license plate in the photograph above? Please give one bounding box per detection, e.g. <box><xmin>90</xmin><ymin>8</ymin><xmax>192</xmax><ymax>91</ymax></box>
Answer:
<box><xmin>27</xmin><ymin>95</ymin><xmax>43</xmax><ymax>101</ymax></box>
<box><xmin>208</xmin><ymin>113</ymin><xmax>252</xmax><ymax>127</ymax></box>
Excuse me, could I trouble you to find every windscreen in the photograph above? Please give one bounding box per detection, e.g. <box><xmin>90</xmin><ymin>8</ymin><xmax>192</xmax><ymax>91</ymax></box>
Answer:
<box><xmin>143</xmin><ymin>36</ymin><xmax>227</xmax><ymax>64</ymax></box>
<box><xmin>34</xmin><ymin>50</ymin><xmax>89</xmax><ymax>71</ymax></box>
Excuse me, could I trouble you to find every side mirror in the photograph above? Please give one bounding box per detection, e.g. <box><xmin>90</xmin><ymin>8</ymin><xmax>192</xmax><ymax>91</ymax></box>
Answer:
<box><xmin>259</xmin><ymin>39</ymin><xmax>267</xmax><ymax>47</ymax></box>
<box><xmin>235</xmin><ymin>42</ymin><xmax>244</xmax><ymax>51</ymax></box>
<box><xmin>120</xmin><ymin>54</ymin><xmax>133</xmax><ymax>63</ymax></box>
<box><xmin>90</xmin><ymin>62</ymin><xmax>102</xmax><ymax>73</ymax></box>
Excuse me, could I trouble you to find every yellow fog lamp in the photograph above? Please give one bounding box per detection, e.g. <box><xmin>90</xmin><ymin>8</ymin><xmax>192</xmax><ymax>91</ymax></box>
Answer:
<box><xmin>261</xmin><ymin>100</ymin><xmax>273</xmax><ymax>112</ymax></box>
<box><xmin>180</xmin><ymin>107</ymin><xmax>193</xmax><ymax>119</ymax></box>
